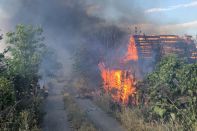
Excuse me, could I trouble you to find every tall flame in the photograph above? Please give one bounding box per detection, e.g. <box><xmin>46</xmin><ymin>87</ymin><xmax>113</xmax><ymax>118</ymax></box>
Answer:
<box><xmin>124</xmin><ymin>36</ymin><xmax>138</xmax><ymax>61</ymax></box>
<box><xmin>98</xmin><ymin>35</ymin><xmax>138</xmax><ymax>105</ymax></box>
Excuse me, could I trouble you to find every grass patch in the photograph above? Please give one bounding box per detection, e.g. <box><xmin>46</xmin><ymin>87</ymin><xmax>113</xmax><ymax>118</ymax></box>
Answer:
<box><xmin>63</xmin><ymin>93</ymin><xmax>97</xmax><ymax>131</ymax></box>
<box><xmin>94</xmin><ymin>93</ymin><xmax>183</xmax><ymax>131</ymax></box>
<box><xmin>93</xmin><ymin>93</ymin><xmax>113</xmax><ymax>113</ymax></box>
<box><xmin>116</xmin><ymin>107</ymin><xmax>182</xmax><ymax>131</ymax></box>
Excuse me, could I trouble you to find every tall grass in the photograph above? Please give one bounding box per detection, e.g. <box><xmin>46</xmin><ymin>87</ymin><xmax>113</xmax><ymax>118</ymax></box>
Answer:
<box><xmin>93</xmin><ymin>93</ymin><xmax>183</xmax><ymax>131</ymax></box>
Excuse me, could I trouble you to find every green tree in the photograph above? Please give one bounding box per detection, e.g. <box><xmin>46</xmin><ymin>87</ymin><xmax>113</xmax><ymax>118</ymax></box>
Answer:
<box><xmin>0</xmin><ymin>25</ymin><xmax>46</xmax><ymax>130</ymax></box>
<box><xmin>5</xmin><ymin>25</ymin><xmax>46</xmax><ymax>100</ymax></box>
<box><xmin>6</xmin><ymin>25</ymin><xmax>46</xmax><ymax>77</ymax></box>
<box><xmin>146</xmin><ymin>55</ymin><xmax>197</xmax><ymax>130</ymax></box>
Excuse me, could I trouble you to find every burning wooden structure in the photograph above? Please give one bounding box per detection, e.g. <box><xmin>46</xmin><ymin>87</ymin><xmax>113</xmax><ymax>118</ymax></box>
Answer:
<box><xmin>134</xmin><ymin>34</ymin><xmax>197</xmax><ymax>61</ymax></box>
<box><xmin>99</xmin><ymin>36</ymin><xmax>139</xmax><ymax>105</ymax></box>
<box><xmin>99</xmin><ymin>34</ymin><xmax>197</xmax><ymax>105</ymax></box>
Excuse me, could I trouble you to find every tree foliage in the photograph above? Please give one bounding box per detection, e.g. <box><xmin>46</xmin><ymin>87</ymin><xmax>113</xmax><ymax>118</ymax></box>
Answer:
<box><xmin>6</xmin><ymin>24</ymin><xmax>46</xmax><ymax>77</ymax></box>
<box><xmin>145</xmin><ymin>55</ymin><xmax>197</xmax><ymax>129</ymax></box>
<box><xmin>0</xmin><ymin>25</ymin><xmax>46</xmax><ymax>130</ymax></box>
<box><xmin>5</xmin><ymin>25</ymin><xmax>46</xmax><ymax>99</ymax></box>
<box><xmin>0</xmin><ymin>77</ymin><xmax>15</xmax><ymax>110</ymax></box>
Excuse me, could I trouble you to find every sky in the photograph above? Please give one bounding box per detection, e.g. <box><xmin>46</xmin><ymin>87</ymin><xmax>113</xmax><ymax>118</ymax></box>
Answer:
<box><xmin>85</xmin><ymin>0</ymin><xmax>197</xmax><ymax>35</ymax></box>
<box><xmin>138</xmin><ymin>0</ymin><xmax>197</xmax><ymax>35</ymax></box>
<box><xmin>0</xmin><ymin>0</ymin><xmax>197</xmax><ymax>35</ymax></box>
<box><xmin>146</xmin><ymin>1</ymin><xmax>197</xmax><ymax>22</ymax></box>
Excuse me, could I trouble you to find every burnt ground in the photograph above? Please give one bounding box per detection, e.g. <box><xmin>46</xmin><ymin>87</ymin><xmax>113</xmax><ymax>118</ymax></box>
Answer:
<box><xmin>42</xmin><ymin>81</ymin><xmax>71</xmax><ymax>131</ymax></box>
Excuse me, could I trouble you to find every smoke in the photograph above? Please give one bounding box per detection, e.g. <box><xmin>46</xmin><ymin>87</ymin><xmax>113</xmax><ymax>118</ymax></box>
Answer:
<box><xmin>84</xmin><ymin>0</ymin><xmax>148</xmax><ymax>24</ymax></box>
<box><xmin>0</xmin><ymin>0</ymin><xmax>150</xmax><ymax>83</ymax></box>
<box><xmin>1</xmin><ymin>0</ymin><xmax>149</xmax><ymax>33</ymax></box>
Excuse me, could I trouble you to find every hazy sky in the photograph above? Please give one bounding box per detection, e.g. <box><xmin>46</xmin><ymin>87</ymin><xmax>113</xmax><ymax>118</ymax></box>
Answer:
<box><xmin>0</xmin><ymin>0</ymin><xmax>197</xmax><ymax>35</ymax></box>
<box><xmin>84</xmin><ymin>0</ymin><xmax>197</xmax><ymax>35</ymax></box>
<box><xmin>143</xmin><ymin>0</ymin><xmax>197</xmax><ymax>35</ymax></box>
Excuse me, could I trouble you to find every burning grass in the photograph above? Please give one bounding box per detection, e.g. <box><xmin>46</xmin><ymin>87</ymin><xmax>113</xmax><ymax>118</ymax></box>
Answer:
<box><xmin>63</xmin><ymin>93</ymin><xmax>97</xmax><ymax>131</ymax></box>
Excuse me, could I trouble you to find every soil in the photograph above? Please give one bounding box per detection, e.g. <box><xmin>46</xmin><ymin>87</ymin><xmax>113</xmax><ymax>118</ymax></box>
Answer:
<box><xmin>42</xmin><ymin>82</ymin><xmax>71</xmax><ymax>131</ymax></box>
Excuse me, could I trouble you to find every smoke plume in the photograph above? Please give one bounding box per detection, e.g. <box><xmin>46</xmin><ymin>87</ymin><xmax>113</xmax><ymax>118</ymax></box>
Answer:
<box><xmin>0</xmin><ymin>0</ymin><xmax>149</xmax><ymax>82</ymax></box>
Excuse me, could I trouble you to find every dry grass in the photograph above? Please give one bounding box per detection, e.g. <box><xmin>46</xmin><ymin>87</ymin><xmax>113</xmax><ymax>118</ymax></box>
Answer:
<box><xmin>116</xmin><ymin>107</ymin><xmax>183</xmax><ymax>131</ymax></box>
<box><xmin>63</xmin><ymin>93</ymin><xmax>97</xmax><ymax>131</ymax></box>
<box><xmin>94</xmin><ymin>93</ymin><xmax>183</xmax><ymax>131</ymax></box>
<box><xmin>93</xmin><ymin>93</ymin><xmax>112</xmax><ymax>113</ymax></box>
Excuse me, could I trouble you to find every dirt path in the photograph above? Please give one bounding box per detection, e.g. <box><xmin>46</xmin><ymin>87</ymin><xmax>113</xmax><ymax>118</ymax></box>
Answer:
<box><xmin>42</xmin><ymin>82</ymin><xmax>71</xmax><ymax>131</ymax></box>
<box><xmin>66</xmin><ymin>87</ymin><xmax>126</xmax><ymax>131</ymax></box>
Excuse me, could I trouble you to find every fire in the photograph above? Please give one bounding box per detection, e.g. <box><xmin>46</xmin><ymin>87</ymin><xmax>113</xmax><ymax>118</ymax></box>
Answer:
<box><xmin>124</xmin><ymin>36</ymin><xmax>138</xmax><ymax>61</ymax></box>
<box><xmin>98</xmin><ymin>63</ymin><xmax>136</xmax><ymax>104</ymax></box>
<box><xmin>98</xmin><ymin>35</ymin><xmax>139</xmax><ymax>105</ymax></box>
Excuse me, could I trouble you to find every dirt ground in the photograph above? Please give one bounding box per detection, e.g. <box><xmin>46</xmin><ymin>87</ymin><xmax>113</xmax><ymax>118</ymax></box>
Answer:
<box><xmin>42</xmin><ymin>79</ymin><xmax>125</xmax><ymax>131</ymax></box>
<box><xmin>65</xmin><ymin>86</ymin><xmax>126</xmax><ymax>131</ymax></box>
<box><xmin>42</xmin><ymin>82</ymin><xmax>71</xmax><ymax>131</ymax></box>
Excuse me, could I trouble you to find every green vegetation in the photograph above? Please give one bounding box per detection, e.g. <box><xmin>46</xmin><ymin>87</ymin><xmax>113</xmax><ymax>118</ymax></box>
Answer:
<box><xmin>145</xmin><ymin>55</ymin><xmax>197</xmax><ymax>130</ymax></box>
<box><xmin>63</xmin><ymin>93</ymin><xmax>97</xmax><ymax>131</ymax></box>
<box><xmin>0</xmin><ymin>77</ymin><xmax>15</xmax><ymax>110</ymax></box>
<box><xmin>0</xmin><ymin>25</ymin><xmax>46</xmax><ymax>130</ymax></box>
<box><xmin>116</xmin><ymin>106</ymin><xmax>183</xmax><ymax>131</ymax></box>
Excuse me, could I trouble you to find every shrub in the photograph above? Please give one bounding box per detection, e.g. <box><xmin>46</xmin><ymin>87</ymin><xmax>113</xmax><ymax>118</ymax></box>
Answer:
<box><xmin>146</xmin><ymin>55</ymin><xmax>197</xmax><ymax>130</ymax></box>
<box><xmin>0</xmin><ymin>77</ymin><xmax>15</xmax><ymax>110</ymax></box>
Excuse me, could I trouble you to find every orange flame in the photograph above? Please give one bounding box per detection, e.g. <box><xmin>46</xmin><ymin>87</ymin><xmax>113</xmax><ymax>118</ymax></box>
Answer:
<box><xmin>98</xmin><ymin>36</ymin><xmax>138</xmax><ymax>105</ymax></box>
<box><xmin>98</xmin><ymin>63</ymin><xmax>136</xmax><ymax>104</ymax></box>
<box><xmin>124</xmin><ymin>36</ymin><xmax>138</xmax><ymax>62</ymax></box>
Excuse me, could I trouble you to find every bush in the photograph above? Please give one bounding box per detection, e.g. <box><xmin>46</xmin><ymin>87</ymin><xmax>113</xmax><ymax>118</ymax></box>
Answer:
<box><xmin>145</xmin><ymin>55</ymin><xmax>197</xmax><ymax>130</ymax></box>
<box><xmin>0</xmin><ymin>77</ymin><xmax>15</xmax><ymax>110</ymax></box>
<box><xmin>0</xmin><ymin>25</ymin><xmax>45</xmax><ymax>131</ymax></box>
<box><xmin>18</xmin><ymin>110</ymin><xmax>41</xmax><ymax>131</ymax></box>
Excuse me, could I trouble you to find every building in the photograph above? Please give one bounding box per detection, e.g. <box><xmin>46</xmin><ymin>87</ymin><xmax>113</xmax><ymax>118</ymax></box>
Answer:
<box><xmin>132</xmin><ymin>34</ymin><xmax>197</xmax><ymax>75</ymax></box>
<box><xmin>134</xmin><ymin>34</ymin><xmax>197</xmax><ymax>61</ymax></box>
